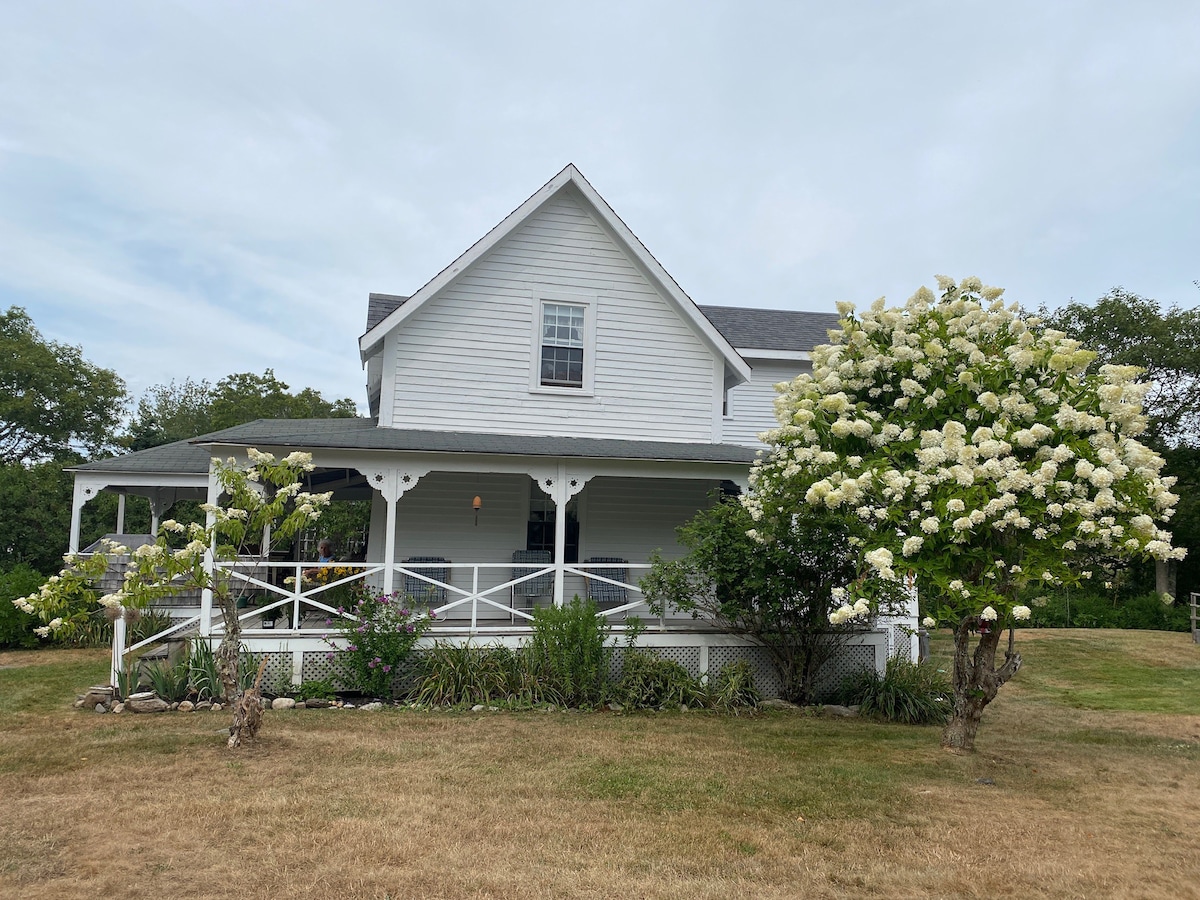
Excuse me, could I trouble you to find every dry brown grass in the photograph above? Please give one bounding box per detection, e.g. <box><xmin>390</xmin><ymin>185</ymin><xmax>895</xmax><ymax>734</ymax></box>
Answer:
<box><xmin>1</xmin><ymin>632</ymin><xmax>1199</xmax><ymax>899</ymax></box>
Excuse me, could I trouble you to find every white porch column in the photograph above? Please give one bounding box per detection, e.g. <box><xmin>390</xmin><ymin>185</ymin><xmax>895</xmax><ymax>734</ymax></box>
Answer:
<box><xmin>362</xmin><ymin>465</ymin><xmax>430</xmax><ymax>596</ymax></box>
<box><xmin>115</xmin><ymin>493</ymin><xmax>126</xmax><ymax>534</ymax></box>
<box><xmin>531</xmin><ymin>464</ymin><xmax>593</xmax><ymax>608</ymax></box>
<box><xmin>110</xmin><ymin>613</ymin><xmax>126</xmax><ymax>688</ymax></box>
<box><xmin>199</xmin><ymin>466</ymin><xmax>219</xmax><ymax>637</ymax></box>
<box><xmin>68</xmin><ymin>476</ymin><xmax>109</xmax><ymax>554</ymax></box>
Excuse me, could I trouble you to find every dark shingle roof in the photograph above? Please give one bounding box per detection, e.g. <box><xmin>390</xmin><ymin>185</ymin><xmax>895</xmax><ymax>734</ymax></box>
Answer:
<box><xmin>365</xmin><ymin>293</ymin><xmax>409</xmax><ymax>333</ymax></box>
<box><xmin>699</xmin><ymin>305</ymin><xmax>839</xmax><ymax>353</ymax></box>
<box><xmin>194</xmin><ymin>419</ymin><xmax>757</xmax><ymax>464</ymax></box>
<box><xmin>68</xmin><ymin>438</ymin><xmax>214</xmax><ymax>475</ymax></box>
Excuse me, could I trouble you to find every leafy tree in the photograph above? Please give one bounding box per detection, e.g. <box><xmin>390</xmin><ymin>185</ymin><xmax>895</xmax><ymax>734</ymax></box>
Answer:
<box><xmin>1037</xmin><ymin>290</ymin><xmax>1200</xmax><ymax>449</ymax></box>
<box><xmin>749</xmin><ymin>277</ymin><xmax>1183</xmax><ymax>751</ymax></box>
<box><xmin>208</xmin><ymin>370</ymin><xmax>357</xmax><ymax>432</ymax></box>
<box><xmin>0</xmin><ymin>306</ymin><xmax>126</xmax><ymax>464</ymax></box>
<box><xmin>642</xmin><ymin>495</ymin><xmax>904</xmax><ymax>705</ymax></box>
<box><xmin>124</xmin><ymin>377</ymin><xmax>215</xmax><ymax>451</ymax></box>
<box><xmin>19</xmin><ymin>450</ymin><xmax>331</xmax><ymax>748</ymax></box>
<box><xmin>125</xmin><ymin>369</ymin><xmax>358</xmax><ymax>451</ymax></box>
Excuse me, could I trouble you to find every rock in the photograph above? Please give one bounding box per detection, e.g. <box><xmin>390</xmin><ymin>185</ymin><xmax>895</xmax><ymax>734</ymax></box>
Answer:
<box><xmin>127</xmin><ymin>696</ymin><xmax>170</xmax><ymax>713</ymax></box>
<box><xmin>178</xmin><ymin>701</ymin><xmax>195</xmax><ymax>712</ymax></box>
<box><xmin>81</xmin><ymin>687</ymin><xmax>115</xmax><ymax>708</ymax></box>
<box><xmin>342</xmin><ymin>703</ymin><xmax>355</xmax><ymax>709</ymax></box>
<box><xmin>95</xmin><ymin>703</ymin><xmax>108</xmax><ymax>713</ymax></box>
<box><xmin>360</xmin><ymin>701</ymin><xmax>384</xmax><ymax>711</ymax></box>
<box><xmin>821</xmin><ymin>704</ymin><xmax>858</xmax><ymax>718</ymax></box>
<box><xmin>295</xmin><ymin>701</ymin><xmax>306</xmax><ymax>709</ymax></box>
<box><xmin>975</xmin><ymin>778</ymin><xmax>995</xmax><ymax>786</ymax></box>
<box><xmin>127</xmin><ymin>691</ymin><xmax>156</xmax><ymax>702</ymax></box>
<box><xmin>680</xmin><ymin>704</ymin><xmax>690</xmax><ymax>713</ymax></box>
<box><xmin>170</xmin><ymin>702</ymin><xmax>179</xmax><ymax>711</ymax></box>
<box><xmin>260</xmin><ymin>697</ymin><xmax>271</xmax><ymax>710</ymax></box>
<box><xmin>195</xmin><ymin>701</ymin><xmax>212</xmax><ymax>711</ymax></box>
<box><xmin>304</xmin><ymin>698</ymin><xmax>331</xmax><ymax>709</ymax></box>
<box><xmin>111</xmin><ymin>702</ymin><xmax>124</xmax><ymax>714</ymax></box>
<box><xmin>606</xmin><ymin>702</ymin><xmax>623</xmax><ymax>712</ymax></box>
<box><xmin>74</xmin><ymin>699</ymin><xmax>86</xmax><ymax>708</ymax></box>
<box><xmin>211</xmin><ymin>702</ymin><xmax>222</xmax><ymax>712</ymax></box>
<box><xmin>271</xmin><ymin>697</ymin><xmax>296</xmax><ymax>710</ymax></box>
<box><xmin>471</xmin><ymin>704</ymin><xmax>485</xmax><ymax>712</ymax></box>
<box><xmin>759</xmin><ymin>698</ymin><xmax>800</xmax><ymax>710</ymax></box>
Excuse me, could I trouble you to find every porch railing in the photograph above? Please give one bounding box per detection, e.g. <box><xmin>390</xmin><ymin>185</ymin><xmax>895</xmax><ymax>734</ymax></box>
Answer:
<box><xmin>111</xmin><ymin>558</ymin><xmax>662</xmax><ymax>680</ymax></box>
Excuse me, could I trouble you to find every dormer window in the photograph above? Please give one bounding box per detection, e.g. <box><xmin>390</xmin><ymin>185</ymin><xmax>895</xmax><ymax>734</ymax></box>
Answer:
<box><xmin>540</xmin><ymin>303</ymin><xmax>585</xmax><ymax>388</ymax></box>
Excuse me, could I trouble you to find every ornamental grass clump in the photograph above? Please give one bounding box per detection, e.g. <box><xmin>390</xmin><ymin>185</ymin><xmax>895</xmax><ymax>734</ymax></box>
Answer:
<box><xmin>331</xmin><ymin>592</ymin><xmax>434</xmax><ymax>700</ymax></box>
<box><xmin>527</xmin><ymin>597</ymin><xmax>611</xmax><ymax>708</ymax></box>
<box><xmin>839</xmin><ymin>657</ymin><xmax>951</xmax><ymax>726</ymax></box>
<box><xmin>749</xmin><ymin>276</ymin><xmax>1185</xmax><ymax>750</ymax></box>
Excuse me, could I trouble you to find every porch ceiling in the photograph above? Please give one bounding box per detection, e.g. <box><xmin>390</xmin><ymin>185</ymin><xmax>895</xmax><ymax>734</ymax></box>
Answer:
<box><xmin>192</xmin><ymin>419</ymin><xmax>759</xmax><ymax>465</ymax></box>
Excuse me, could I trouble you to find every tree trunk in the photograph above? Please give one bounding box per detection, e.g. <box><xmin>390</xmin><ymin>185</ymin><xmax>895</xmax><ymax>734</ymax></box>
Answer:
<box><xmin>214</xmin><ymin>594</ymin><xmax>242</xmax><ymax>717</ymax></box>
<box><xmin>941</xmin><ymin>618</ymin><xmax>1022</xmax><ymax>752</ymax></box>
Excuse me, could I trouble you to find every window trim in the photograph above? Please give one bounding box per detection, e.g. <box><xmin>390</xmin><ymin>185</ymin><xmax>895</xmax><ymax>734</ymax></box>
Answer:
<box><xmin>529</xmin><ymin>290</ymin><xmax>597</xmax><ymax>396</ymax></box>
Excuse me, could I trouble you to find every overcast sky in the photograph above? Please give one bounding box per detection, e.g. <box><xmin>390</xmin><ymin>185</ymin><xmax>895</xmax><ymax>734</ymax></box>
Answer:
<box><xmin>2</xmin><ymin>1</ymin><xmax>1197</xmax><ymax>412</ymax></box>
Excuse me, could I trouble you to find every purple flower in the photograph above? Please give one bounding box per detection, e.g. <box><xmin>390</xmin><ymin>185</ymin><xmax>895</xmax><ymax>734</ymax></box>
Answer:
<box><xmin>404</xmin><ymin>624</ymin><xmax>414</xmax><ymax>633</ymax></box>
<box><xmin>324</xmin><ymin>618</ymin><xmax>332</xmax><ymax>626</ymax></box>
<box><xmin>347</xmin><ymin>644</ymin><xmax>357</xmax><ymax>652</ymax></box>
<box><xmin>325</xmin><ymin>652</ymin><xmax>335</xmax><ymax>661</ymax></box>
<box><xmin>382</xmin><ymin>665</ymin><xmax>392</xmax><ymax>674</ymax></box>
<box><xmin>378</xmin><ymin>595</ymin><xmax>389</xmax><ymax>605</ymax></box>
<box><xmin>367</xmin><ymin>659</ymin><xmax>376</xmax><ymax>668</ymax></box>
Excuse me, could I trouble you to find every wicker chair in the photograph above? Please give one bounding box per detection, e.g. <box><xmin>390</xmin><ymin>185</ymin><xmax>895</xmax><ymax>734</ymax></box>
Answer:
<box><xmin>401</xmin><ymin>556</ymin><xmax>450</xmax><ymax>605</ymax></box>
<box><xmin>583</xmin><ymin>557</ymin><xmax>629</xmax><ymax>610</ymax></box>
<box><xmin>510</xmin><ymin>550</ymin><xmax>553</xmax><ymax>617</ymax></box>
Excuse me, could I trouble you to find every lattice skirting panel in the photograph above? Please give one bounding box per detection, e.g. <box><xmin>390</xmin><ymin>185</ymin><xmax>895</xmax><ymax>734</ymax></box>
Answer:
<box><xmin>301</xmin><ymin>651</ymin><xmax>423</xmax><ymax>695</ymax></box>
<box><xmin>812</xmin><ymin>644</ymin><xmax>878</xmax><ymax>700</ymax></box>
<box><xmin>609</xmin><ymin>646</ymin><xmax>703</xmax><ymax>681</ymax></box>
<box><xmin>708</xmin><ymin>646</ymin><xmax>783</xmax><ymax>699</ymax></box>
<box><xmin>243</xmin><ymin>652</ymin><xmax>293</xmax><ymax>694</ymax></box>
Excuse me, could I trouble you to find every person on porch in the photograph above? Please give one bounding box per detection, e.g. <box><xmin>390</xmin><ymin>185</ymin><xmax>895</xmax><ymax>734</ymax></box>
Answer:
<box><xmin>303</xmin><ymin>539</ymin><xmax>335</xmax><ymax>579</ymax></box>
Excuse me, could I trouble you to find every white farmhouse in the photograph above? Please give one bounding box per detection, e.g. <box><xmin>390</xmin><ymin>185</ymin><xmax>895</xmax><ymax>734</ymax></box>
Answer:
<box><xmin>68</xmin><ymin>165</ymin><xmax>916</xmax><ymax>695</ymax></box>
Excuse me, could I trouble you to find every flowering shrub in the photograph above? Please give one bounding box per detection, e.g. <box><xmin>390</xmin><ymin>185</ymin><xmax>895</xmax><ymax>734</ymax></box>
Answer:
<box><xmin>17</xmin><ymin>450</ymin><xmax>331</xmax><ymax>747</ymax></box>
<box><xmin>749</xmin><ymin>277</ymin><xmax>1185</xmax><ymax>749</ymax></box>
<box><xmin>329</xmin><ymin>592</ymin><xmax>434</xmax><ymax>699</ymax></box>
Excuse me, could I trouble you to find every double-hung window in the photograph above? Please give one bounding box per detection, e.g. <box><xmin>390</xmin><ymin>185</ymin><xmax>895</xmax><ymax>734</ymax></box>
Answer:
<box><xmin>540</xmin><ymin>303</ymin><xmax>585</xmax><ymax>388</ymax></box>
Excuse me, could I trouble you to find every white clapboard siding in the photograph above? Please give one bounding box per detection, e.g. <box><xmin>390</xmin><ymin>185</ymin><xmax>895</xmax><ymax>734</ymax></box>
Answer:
<box><xmin>722</xmin><ymin>360</ymin><xmax>811</xmax><ymax>447</ymax></box>
<box><xmin>580</xmin><ymin>476</ymin><xmax>719</xmax><ymax>563</ymax></box>
<box><xmin>385</xmin><ymin>188</ymin><xmax>718</xmax><ymax>442</ymax></box>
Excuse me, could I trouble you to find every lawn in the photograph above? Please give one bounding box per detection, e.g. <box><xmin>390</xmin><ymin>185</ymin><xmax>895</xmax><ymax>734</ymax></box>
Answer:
<box><xmin>1</xmin><ymin>630</ymin><xmax>1198</xmax><ymax>899</ymax></box>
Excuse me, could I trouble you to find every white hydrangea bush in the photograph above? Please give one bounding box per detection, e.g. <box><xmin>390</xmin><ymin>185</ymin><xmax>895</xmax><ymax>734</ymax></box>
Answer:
<box><xmin>745</xmin><ymin>277</ymin><xmax>1185</xmax><ymax>630</ymax></box>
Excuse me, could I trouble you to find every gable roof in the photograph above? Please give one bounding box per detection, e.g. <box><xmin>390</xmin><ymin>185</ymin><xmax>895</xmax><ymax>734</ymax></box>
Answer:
<box><xmin>194</xmin><ymin>418</ymin><xmax>757</xmax><ymax>465</ymax></box>
<box><xmin>699</xmin><ymin>305</ymin><xmax>840</xmax><ymax>355</ymax></box>
<box><xmin>358</xmin><ymin>164</ymin><xmax>753</xmax><ymax>384</ymax></box>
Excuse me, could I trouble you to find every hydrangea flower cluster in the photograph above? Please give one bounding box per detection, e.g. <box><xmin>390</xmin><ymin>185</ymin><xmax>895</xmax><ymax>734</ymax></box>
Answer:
<box><xmin>745</xmin><ymin>277</ymin><xmax>1184</xmax><ymax>627</ymax></box>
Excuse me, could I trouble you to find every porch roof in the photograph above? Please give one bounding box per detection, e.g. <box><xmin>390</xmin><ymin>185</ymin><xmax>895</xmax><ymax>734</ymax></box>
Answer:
<box><xmin>67</xmin><ymin>438</ymin><xmax>212</xmax><ymax>475</ymax></box>
<box><xmin>193</xmin><ymin>418</ymin><xmax>759</xmax><ymax>464</ymax></box>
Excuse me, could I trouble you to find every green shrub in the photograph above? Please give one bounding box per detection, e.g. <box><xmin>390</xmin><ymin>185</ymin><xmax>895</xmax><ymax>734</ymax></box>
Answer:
<box><xmin>527</xmin><ymin>597</ymin><xmax>611</xmax><ymax>707</ymax></box>
<box><xmin>707</xmin><ymin>660</ymin><xmax>761</xmax><ymax>712</ymax></box>
<box><xmin>839</xmin><ymin>657</ymin><xmax>951</xmax><ymax>725</ymax></box>
<box><xmin>294</xmin><ymin>678</ymin><xmax>336</xmax><ymax>701</ymax></box>
<box><xmin>331</xmin><ymin>591</ymin><xmax>433</xmax><ymax>699</ymax></box>
<box><xmin>188</xmin><ymin>638</ymin><xmax>223</xmax><ymax>701</ymax></box>
<box><xmin>414</xmin><ymin>643</ymin><xmax>546</xmax><ymax>707</ymax></box>
<box><xmin>145</xmin><ymin>657</ymin><xmax>190</xmax><ymax>702</ymax></box>
<box><xmin>614</xmin><ymin>650</ymin><xmax>706</xmax><ymax>709</ymax></box>
<box><xmin>1026</xmin><ymin>589</ymin><xmax>1191</xmax><ymax>631</ymax></box>
<box><xmin>115</xmin><ymin>658</ymin><xmax>143</xmax><ymax>701</ymax></box>
<box><xmin>0</xmin><ymin>565</ymin><xmax>45</xmax><ymax>649</ymax></box>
